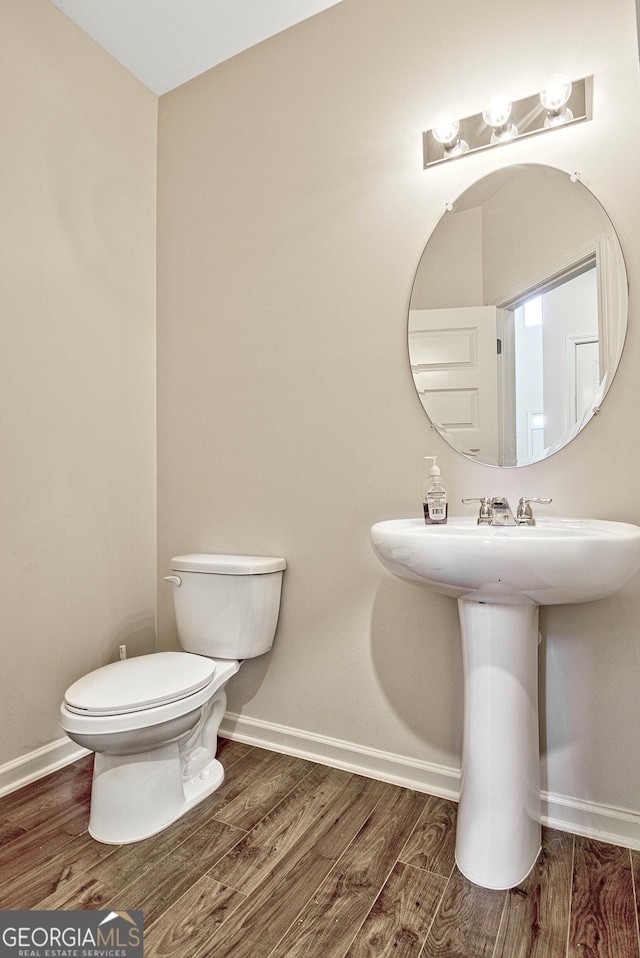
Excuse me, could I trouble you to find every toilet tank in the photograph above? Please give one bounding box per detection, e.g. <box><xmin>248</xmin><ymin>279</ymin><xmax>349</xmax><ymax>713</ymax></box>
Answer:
<box><xmin>167</xmin><ymin>554</ymin><xmax>286</xmax><ymax>659</ymax></box>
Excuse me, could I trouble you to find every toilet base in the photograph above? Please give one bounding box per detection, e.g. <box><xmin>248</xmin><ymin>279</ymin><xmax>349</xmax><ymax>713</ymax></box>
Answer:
<box><xmin>89</xmin><ymin>746</ymin><xmax>225</xmax><ymax>844</ymax></box>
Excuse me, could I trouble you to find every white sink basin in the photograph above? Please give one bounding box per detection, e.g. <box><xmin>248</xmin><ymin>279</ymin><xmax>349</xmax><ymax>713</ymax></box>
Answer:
<box><xmin>371</xmin><ymin>516</ymin><xmax>640</xmax><ymax>605</ymax></box>
<box><xmin>370</xmin><ymin>514</ymin><xmax>640</xmax><ymax>890</ymax></box>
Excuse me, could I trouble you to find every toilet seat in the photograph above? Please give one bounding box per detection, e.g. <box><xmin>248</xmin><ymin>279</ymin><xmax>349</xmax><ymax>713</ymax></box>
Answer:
<box><xmin>60</xmin><ymin>656</ymin><xmax>240</xmax><ymax>737</ymax></box>
<box><xmin>64</xmin><ymin>651</ymin><xmax>216</xmax><ymax>716</ymax></box>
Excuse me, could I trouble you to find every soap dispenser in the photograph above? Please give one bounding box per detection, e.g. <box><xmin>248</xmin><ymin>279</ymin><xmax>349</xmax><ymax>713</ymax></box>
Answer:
<box><xmin>423</xmin><ymin>456</ymin><xmax>448</xmax><ymax>525</ymax></box>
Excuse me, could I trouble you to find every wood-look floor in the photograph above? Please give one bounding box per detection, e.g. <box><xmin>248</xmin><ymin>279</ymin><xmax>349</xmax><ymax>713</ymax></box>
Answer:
<box><xmin>1</xmin><ymin>741</ymin><xmax>639</xmax><ymax>958</ymax></box>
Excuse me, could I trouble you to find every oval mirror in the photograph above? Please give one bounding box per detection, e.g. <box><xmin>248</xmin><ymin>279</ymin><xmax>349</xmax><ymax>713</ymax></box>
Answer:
<box><xmin>408</xmin><ymin>164</ymin><xmax>628</xmax><ymax>466</ymax></box>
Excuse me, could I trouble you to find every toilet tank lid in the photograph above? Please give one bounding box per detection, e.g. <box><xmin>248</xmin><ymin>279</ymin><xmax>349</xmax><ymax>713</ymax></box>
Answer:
<box><xmin>170</xmin><ymin>554</ymin><xmax>286</xmax><ymax>574</ymax></box>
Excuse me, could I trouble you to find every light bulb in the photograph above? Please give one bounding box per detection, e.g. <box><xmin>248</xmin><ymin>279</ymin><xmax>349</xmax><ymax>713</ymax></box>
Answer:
<box><xmin>482</xmin><ymin>95</ymin><xmax>512</xmax><ymax>129</ymax></box>
<box><xmin>432</xmin><ymin>113</ymin><xmax>460</xmax><ymax>146</ymax></box>
<box><xmin>431</xmin><ymin>112</ymin><xmax>469</xmax><ymax>156</ymax></box>
<box><xmin>540</xmin><ymin>73</ymin><xmax>573</xmax><ymax>126</ymax></box>
<box><xmin>482</xmin><ymin>95</ymin><xmax>518</xmax><ymax>144</ymax></box>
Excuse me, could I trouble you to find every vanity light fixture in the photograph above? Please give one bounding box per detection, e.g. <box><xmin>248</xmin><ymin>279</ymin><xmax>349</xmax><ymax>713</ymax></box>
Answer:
<box><xmin>424</xmin><ymin>75</ymin><xmax>592</xmax><ymax>168</ymax></box>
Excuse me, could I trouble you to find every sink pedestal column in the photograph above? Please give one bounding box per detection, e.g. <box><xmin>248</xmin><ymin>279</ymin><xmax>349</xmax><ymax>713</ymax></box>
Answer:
<box><xmin>456</xmin><ymin>598</ymin><xmax>541</xmax><ymax>889</ymax></box>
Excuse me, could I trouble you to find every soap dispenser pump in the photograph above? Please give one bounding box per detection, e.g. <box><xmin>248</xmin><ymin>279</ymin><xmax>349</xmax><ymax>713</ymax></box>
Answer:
<box><xmin>423</xmin><ymin>456</ymin><xmax>448</xmax><ymax>525</ymax></box>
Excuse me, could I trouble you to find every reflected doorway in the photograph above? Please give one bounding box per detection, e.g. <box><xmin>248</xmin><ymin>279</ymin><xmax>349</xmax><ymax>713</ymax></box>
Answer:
<box><xmin>502</xmin><ymin>263</ymin><xmax>598</xmax><ymax>465</ymax></box>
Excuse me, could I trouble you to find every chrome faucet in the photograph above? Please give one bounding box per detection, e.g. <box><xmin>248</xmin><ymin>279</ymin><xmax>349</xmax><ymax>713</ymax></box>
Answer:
<box><xmin>462</xmin><ymin>496</ymin><xmax>516</xmax><ymax>525</ymax></box>
<box><xmin>463</xmin><ymin>496</ymin><xmax>552</xmax><ymax>526</ymax></box>
<box><xmin>489</xmin><ymin>497</ymin><xmax>517</xmax><ymax>526</ymax></box>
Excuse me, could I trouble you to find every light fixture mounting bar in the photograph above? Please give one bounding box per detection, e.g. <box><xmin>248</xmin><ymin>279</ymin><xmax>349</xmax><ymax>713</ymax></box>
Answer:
<box><xmin>423</xmin><ymin>76</ymin><xmax>592</xmax><ymax>169</ymax></box>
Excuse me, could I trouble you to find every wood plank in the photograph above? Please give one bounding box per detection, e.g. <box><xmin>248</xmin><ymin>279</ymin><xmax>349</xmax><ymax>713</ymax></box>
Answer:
<box><xmin>100</xmin><ymin>816</ymin><xmax>247</xmax><ymax>925</ymax></box>
<box><xmin>195</xmin><ymin>775</ymin><xmax>392</xmax><ymax>958</ymax></box>
<box><xmin>0</xmin><ymin>756</ymin><xmax>93</xmax><ymax>817</ymax></box>
<box><xmin>216</xmin><ymin>737</ymin><xmax>253</xmax><ymax>767</ymax></box>
<box><xmin>344</xmin><ymin>861</ymin><xmax>446</xmax><ymax>958</ymax></box>
<box><xmin>0</xmin><ymin>819</ymin><xmax>28</xmax><ymax>848</ymax></box>
<box><xmin>0</xmin><ymin>804</ymin><xmax>90</xmax><ymax>886</ymax></box>
<box><xmin>568</xmin><ymin>837</ymin><xmax>639</xmax><ymax>958</ymax></box>
<box><xmin>39</xmin><ymin>812</ymin><xmax>240</xmax><ymax>914</ymax></box>
<box><xmin>7</xmin><ymin>764</ymin><xmax>93</xmax><ymax>830</ymax></box>
<box><xmin>211</xmin><ymin>763</ymin><xmax>351</xmax><ymax>894</ymax></box>
<box><xmin>38</xmin><ymin>875</ymin><xmax>116</xmax><ymax>911</ymax></box>
<box><xmin>212</xmin><ymin>751</ymin><xmax>315</xmax><ymax>830</ymax></box>
<box><xmin>143</xmin><ymin>875</ymin><xmax>244</xmax><ymax>958</ymax></box>
<box><xmin>101</xmin><ymin>853</ymin><xmax>203</xmax><ymax>927</ymax></box>
<box><xmin>76</xmin><ymin>833</ymin><xmax>181</xmax><ymax>895</ymax></box>
<box><xmin>267</xmin><ymin>785</ymin><xmax>429</xmax><ymax>958</ymax></box>
<box><xmin>633</xmin><ymin>850</ymin><xmax>640</xmax><ymax>943</ymax></box>
<box><xmin>6</xmin><ymin>788</ymin><xmax>90</xmax><ymax>832</ymax></box>
<box><xmin>493</xmin><ymin>828</ymin><xmax>573</xmax><ymax>958</ymax></box>
<box><xmin>1</xmin><ymin>829</ymin><xmax>114</xmax><ymax>909</ymax></box>
<box><xmin>399</xmin><ymin>795</ymin><xmax>457</xmax><ymax>878</ymax></box>
<box><xmin>422</xmin><ymin>868</ymin><xmax>506</xmax><ymax>958</ymax></box>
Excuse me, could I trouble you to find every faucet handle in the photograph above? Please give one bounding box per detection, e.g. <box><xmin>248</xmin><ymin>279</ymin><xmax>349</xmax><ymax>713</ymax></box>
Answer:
<box><xmin>517</xmin><ymin>496</ymin><xmax>552</xmax><ymax>522</ymax></box>
<box><xmin>462</xmin><ymin>497</ymin><xmax>493</xmax><ymax>524</ymax></box>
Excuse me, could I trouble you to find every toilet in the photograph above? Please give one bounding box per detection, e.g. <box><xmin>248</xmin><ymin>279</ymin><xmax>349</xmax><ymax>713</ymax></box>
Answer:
<box><xmin>60</xmin><ymin>553</ymin><xmax>285</xmax><ymax>844</ymax></box>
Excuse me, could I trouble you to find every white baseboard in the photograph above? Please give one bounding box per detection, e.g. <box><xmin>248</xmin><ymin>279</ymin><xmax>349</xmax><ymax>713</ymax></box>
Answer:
<box><xmin>541</xmin><ymin>790</ymin><xmax>640</xmax><ymax>850</ymax></box>
<box><xmin>220</xmin><ymin>712</ymin><xmax>640</xmax><ymax>851</ymax></box>
<box><xmin>219</xmin><ymin>712</ymin><xmax>460</xmax><ymax>801</ymax></box>
<box><xmin>0</xmin><ymin>738</ymin><xmax>91</xmax><ymax>799</ymax></box>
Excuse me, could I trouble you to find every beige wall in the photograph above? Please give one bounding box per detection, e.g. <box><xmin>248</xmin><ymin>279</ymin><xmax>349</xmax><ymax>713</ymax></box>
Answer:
<box><xmin>157</xmin><ymin>0</ymin><xmax>640</xmax><ymax>825</ymax></box>
<box><xmin>0</xmin><ymin>1</ymin><xmax>157</xmax><ymax>767</ymax></box>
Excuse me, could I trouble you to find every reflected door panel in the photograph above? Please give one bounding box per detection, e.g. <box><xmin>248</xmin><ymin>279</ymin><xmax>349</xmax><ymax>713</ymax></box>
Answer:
<box><xmin>409</xmin><ymin>306</ymin><xmax>500</xmax><ymax>461</ymax></box>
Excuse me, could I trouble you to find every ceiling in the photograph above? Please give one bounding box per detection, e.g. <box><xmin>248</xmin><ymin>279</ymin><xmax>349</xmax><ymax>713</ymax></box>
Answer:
<box><xmin>49</xmin><ymin>0</ymin><xmax>344</xmax><ymax>96</ymax></box>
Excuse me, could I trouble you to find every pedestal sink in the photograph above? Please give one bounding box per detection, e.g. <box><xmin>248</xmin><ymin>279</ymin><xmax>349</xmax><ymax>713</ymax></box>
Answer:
<box><xmin>370</xmin><ymin>516</ymin><xmax>640</xmax><ymax>889</ymax></box>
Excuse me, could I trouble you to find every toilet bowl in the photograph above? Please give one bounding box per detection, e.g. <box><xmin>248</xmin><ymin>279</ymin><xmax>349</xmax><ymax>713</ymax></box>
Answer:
<box><xmin>60</xmin><ymin>553</ymin><xmax>285</xmax><ymax>844</ymax></box>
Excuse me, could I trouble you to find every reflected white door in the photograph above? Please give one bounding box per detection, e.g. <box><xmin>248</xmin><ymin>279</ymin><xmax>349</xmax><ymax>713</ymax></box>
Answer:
<box><xmin>409</xmin><ymin>307</ymin><xmax>500</xmax><ymax>462</ymax></box>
